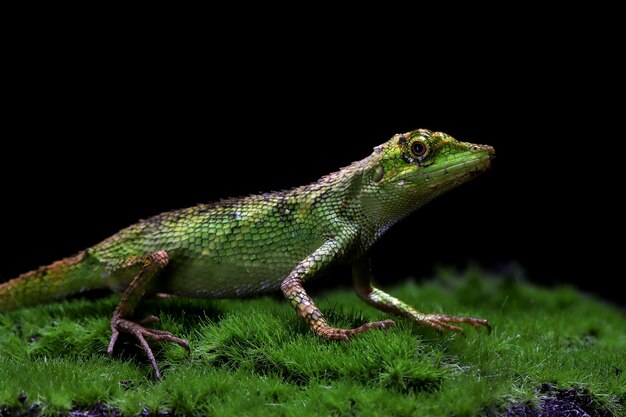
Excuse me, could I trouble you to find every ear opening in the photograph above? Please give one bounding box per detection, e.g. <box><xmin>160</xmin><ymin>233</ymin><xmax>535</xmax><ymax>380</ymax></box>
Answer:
<box><xmin>372</xmin><ymin>165</ymin><xmax>385</xmax><ymax>183</ymax></box>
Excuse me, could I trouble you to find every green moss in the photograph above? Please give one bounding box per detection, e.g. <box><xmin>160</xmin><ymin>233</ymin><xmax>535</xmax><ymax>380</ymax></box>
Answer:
<box><xmin>1</xmin><ymin>267</ymin><xmax>624</xmax><ymax>416</ymax></box>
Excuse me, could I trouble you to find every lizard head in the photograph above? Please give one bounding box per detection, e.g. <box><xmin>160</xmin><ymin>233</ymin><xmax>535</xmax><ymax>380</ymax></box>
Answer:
<box><xmin>361</xmin><ymin>129</ymin><xmax>495</xmax><ymax>225</ymax></box>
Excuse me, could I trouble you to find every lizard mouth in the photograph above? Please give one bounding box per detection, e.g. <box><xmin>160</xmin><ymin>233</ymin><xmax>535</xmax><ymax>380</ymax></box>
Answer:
<box><xmin>420</xmin><ymin>152</ymin><xmax>494</xmax><ymax>184</ymax></box>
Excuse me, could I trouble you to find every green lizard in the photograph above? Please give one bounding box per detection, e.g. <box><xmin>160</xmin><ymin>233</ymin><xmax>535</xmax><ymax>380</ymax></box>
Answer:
<box><xmin>0</xmin><ymin>129</ymin><xmax>494</xmax><ymax>379</ymax></box>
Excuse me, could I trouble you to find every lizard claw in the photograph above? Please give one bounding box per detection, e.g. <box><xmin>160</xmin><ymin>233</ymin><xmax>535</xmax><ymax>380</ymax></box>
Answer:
<box><xmin>107</xmin><ymin>314</ymin><xmax>189</xmax><ymax>379</ymax></box>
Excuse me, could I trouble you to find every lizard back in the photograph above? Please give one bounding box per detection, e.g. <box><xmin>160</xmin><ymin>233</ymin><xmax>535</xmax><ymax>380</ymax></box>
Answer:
<box><xmin>91</xmin><ymin>161</ymin><xmax>369</xmax><ymax>297</ymax></box>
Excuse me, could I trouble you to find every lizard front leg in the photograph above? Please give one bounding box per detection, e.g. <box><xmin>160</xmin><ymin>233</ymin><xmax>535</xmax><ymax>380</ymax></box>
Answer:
<box><xmin>352</xmin><ymin>258</ymin><xmax>491</xmax><ymax>333</ymax></box>
<box><xmin>106</xmin><ymin>250</ymin><xmax>189</xmax><ymax>379</ymax></box>
<box><xmin>281</xmin><ymin>240</ymin><xmax>394</xmax><ymax>341</ymax></box>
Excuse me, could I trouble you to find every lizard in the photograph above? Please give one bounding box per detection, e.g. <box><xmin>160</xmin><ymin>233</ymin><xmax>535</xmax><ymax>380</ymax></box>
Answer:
<box><xmin>0</xmin><ymin>128</ymin><xmax>495</xmax><ymax>379</ymax></box>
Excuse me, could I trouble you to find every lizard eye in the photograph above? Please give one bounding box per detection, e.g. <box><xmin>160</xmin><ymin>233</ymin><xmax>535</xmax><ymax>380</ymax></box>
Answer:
<box><xmin>410</xmin><ymin>141</ymin><xmax>428</xmax><ymax>157</ymax></box>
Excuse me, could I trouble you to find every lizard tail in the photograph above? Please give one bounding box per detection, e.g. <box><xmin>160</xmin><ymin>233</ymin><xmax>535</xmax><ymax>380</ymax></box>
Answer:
<box><xmin>0</xmin><ymin>251</ymin><xmax>106</xmax><ymax>312</ymax></box>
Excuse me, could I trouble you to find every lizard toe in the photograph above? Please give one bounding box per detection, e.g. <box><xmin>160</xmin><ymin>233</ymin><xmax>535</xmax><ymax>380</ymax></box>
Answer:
<box><xmin>316</xmin><ymin>319</ymin><xmax>396</xmax><ymax>341</ymax></box>
<box><xmin>421</xmin><ymin>313</ymin><xmax>491</xmax><ymax>334</ymax></box>
<box><xmin>138</xmin><ymin>315</ymin><xmax>160</xmax><ymax>325</ymax></box>
<box><xmin>108</xmin><ymin>315</ymin><xmax>189</xmax><ymax>379</ymax></box>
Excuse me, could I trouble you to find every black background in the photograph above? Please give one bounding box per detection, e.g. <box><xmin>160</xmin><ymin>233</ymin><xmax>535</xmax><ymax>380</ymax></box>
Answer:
<box><xmin>1</xmin><ymin>22</ymin><xmax>621</xmax><ymax>306</ymax></box>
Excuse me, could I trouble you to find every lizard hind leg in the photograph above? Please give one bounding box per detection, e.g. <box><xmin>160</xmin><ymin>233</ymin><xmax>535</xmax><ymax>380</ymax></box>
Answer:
<box><xmin>105</xmin><ymin>250</ymin><xmax>189</xmax><ymax>379</ymax></box>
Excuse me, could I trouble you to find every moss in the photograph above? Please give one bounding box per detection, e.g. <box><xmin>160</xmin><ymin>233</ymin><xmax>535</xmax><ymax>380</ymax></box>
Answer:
<box><xmin>1</xmin><ymin>268</ymin><xmax>624</xmax><ymax>416</ymax></box>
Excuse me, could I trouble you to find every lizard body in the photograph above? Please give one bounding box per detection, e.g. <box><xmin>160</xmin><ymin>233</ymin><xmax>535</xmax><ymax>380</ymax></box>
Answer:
<box><xmin>0</xmin><ymin>129</ymin><xmax>495</xmax><ymax>378</ymax></box>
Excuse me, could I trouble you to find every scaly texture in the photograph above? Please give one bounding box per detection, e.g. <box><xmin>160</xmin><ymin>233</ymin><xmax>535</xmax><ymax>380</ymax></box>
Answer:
<box><xmin>0</xmin><ymin>128</ymin><xmax>495</xmax><ymax>378</ymax></box>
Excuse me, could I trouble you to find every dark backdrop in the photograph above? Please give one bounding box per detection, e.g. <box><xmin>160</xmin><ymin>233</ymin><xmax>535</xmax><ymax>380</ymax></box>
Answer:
<box><xmin>1</xmin><ymin>38</ymin><xmax>620</xmax><ymax>305</ymax></box>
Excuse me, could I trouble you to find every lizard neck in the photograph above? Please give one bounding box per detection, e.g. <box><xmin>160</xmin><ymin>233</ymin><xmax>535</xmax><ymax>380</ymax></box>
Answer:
<box><xmin>286</xmin><ymin>154</ymin><xmax>393</xmax><ymax>255</ymax></box>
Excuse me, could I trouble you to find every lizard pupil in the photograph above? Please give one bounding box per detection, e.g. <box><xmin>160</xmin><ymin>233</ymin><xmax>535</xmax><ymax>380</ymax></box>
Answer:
<box><xmin>410</xmin><ymin>141</ymin><xmax>427</xmax><ymax>157</ymax></box>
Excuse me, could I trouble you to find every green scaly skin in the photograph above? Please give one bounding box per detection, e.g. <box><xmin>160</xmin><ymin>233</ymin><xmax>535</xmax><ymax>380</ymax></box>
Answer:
<box><xmin>0</xmin><ymin>129</ymin><xmax>495</xmax><ymax>379</ymax></box>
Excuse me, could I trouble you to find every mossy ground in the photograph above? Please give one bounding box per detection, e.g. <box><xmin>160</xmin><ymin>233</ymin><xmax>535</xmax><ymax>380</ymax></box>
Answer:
<box><xmin>1</xmin><ymin>267</ymin><xmax>624</xmax><ymax>416</ymax></box>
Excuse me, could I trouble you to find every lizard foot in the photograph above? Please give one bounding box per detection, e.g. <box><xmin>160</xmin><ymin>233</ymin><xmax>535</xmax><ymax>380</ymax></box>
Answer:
<box><xmin>315</xmin><ymin>319</ymin><xmax>395</xmax><ymax>341</ymax></box>
<box><xmin>107</xmin><ymin>313</ymin><xmax>190</xmax><ymax>379</ymax></box>
<box><xmin>419</xmin><ymin>314</ymin><xmax>491</xmax><ymax>334</ymax></box>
